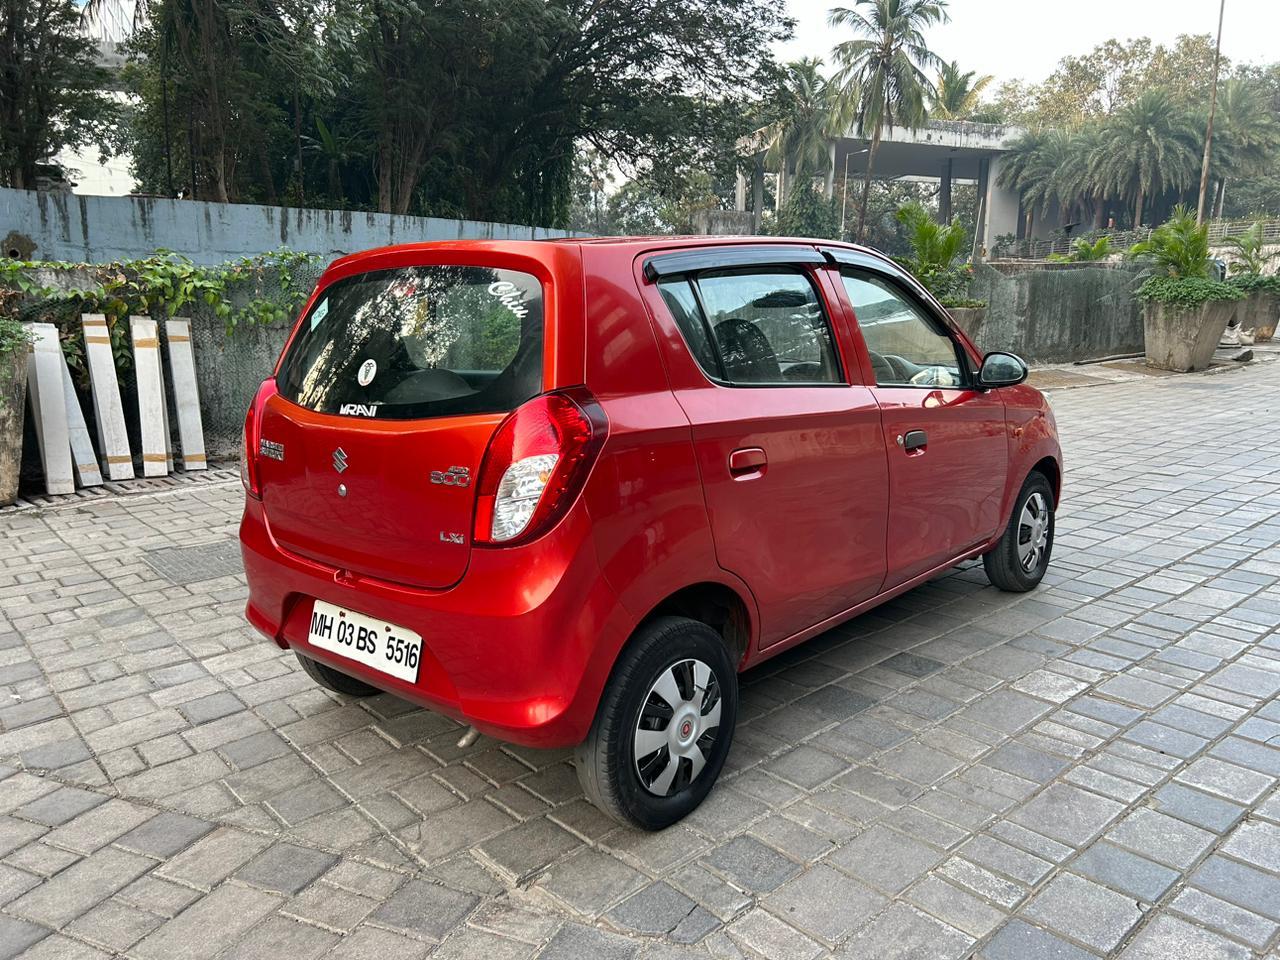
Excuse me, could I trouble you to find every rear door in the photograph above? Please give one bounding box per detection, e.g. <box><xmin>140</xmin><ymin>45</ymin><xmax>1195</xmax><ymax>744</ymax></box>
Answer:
<box><xmin>642</xmin><ymin>247</ymin><xmax>889</xmax><ymax>650</ymax></box>
<box><xmin>832</xmin><ymin>261</ymin><xmax>1008</xmax><ymax>586</ymax></box>
<box><xmin>258</xmin><ymin>263</ymin><xmax>548</xmax><ymax>589</ymax></box>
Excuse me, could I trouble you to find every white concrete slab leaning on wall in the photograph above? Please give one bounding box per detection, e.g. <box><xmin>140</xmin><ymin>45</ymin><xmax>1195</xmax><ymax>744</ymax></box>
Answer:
<box><xmin>60</xmin><ymin>351</ymin><xmax>103</xmax><ymax>488</ymax></box>
<box><xmin>130</xmin><ymin>316</ymin><xmax>170</xmax><ymax>478</ymax></box>
<box><xmin>81</xmin><ymin>314</ymin><xmax>135</xmax><ymax>480</ymax></box>
<box><xmin>164</xmin><ymin>319</ymin><xmax>207</xmax><ymax>471</ymax></box>
<box><xmin>23</xmin><ymin>323</ymin><xmax>75</xmax><ymax>495</ymax></box>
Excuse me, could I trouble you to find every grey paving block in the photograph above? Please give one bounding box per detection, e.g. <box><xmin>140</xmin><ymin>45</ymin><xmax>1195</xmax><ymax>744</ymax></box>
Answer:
<box><xmin>1151</xmin><ymin>783</ymin><xmax>1245</xmax><ymax>832</ymax></box>
<box><xmin>826</xmin><ymin>824</ymin><xmax>944</xmax><ymax>895</ymax></box>
<box><xmin>1169</xmin><ymin>888</ymin><xmax>1279</xmax><ymax>949</ymax></box>
<box><xmin>538</xmin><ymin>922</ymin><xmax>639</xmax><ymax>960</ymax></box>
<box><xmin>537</xmin><ymin>848</ymin><xmax>647</xmax><ymax>917</ymax></box>
<box><xmin>1106</xmin><ymin>808</ymin><xmax>1216</xmax><ymax>869</ymax></box>
<box><xmin>607</xmin><ymin>882</ymin><xmax>707</xmax><ymax>940</ymax></box>
<box><xmin>702</xmin><ymin>835</ymin><xmax>799</xmax><ymax>894</ymax></box>
<box><xmin>234</xmin><ymin>842</ymin><xmax>338</xmax><ymax>895</ymax></box>
<box><xmin>1118</xmin><ymin>914</ymin><xmax>1251</xmax><ymax>960</ymax></box>
<box><xmin>1023</xmin><ymin>872</ymin><xmax>1144</xmax><ymax>952</ymax></box>
<box><xmin>475</xmin><ymin>817</ymin><xmax>581</xmax><ymax>884</ymax></box>
<box><xmin>1071</xmin><ymin>841</ymin><xmax>1180</xmax><ymax>902</ymax></box>
<box><xmin>14</xmin><ymin>786</ymin><xmax>107</xmax><ymax>826</ymax></box>
<box><xmin>978</xmin><ymin>919</ymin><xmax>1098</xmax><ymax>960</ymax></box>
<box><xmin>0</xmin><ymin>915</ymin><xmax>49</xmax><ymax>959</ymax></box>
<box><xmin>1191</xmin><ymin>854</ymin><xmax>1280</xmax><ymax>922</ymax></box>
<box><xmin>179</xmin><ymin>692</ymin><xmax>245</xmax><ymax>726</ymax></box>
<box><xmin>834</xmin><ymin>901</ymin><xmax>973</xmax><ymax>959</ymax></box>
<box><xmin>1009</xmin><ymin>783</ymin><xmax>1125</xmax><ymax>846</ymax></box>
<box><xmin>371</xmin><ymin>879</ymin><xmax>479</xmax><ymax>941</ymax></box>
<box><xmin>764</xmin><ymin>863</ymin><xmax>887</xmax><ymax>943</ymax></box>
<box><xmin>114</xmin><ymin>811</ymin><xmax>215</xmax><ymax>858</ymax></box>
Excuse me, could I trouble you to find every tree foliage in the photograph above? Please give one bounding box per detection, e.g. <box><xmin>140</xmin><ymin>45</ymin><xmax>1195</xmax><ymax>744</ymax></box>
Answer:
<box><xmin>111</xmin><ymin>0</ymin><xmax>792</xmax><ymax>226</ymax></box>
<box><xmin>0</xmin><ymin>1</ymin><xmax>117</xmax><ymax>189</ymax></box>
<box><xmin>829</xmin><ymin>0</ymin><xmax>949</xmax><ymax>240</ymax></box>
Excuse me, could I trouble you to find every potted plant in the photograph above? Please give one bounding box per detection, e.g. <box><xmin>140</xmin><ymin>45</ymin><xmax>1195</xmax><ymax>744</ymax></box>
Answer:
<box><xmin>1222</xmin><ymin>222</ymin><xmax>1279</xmax><ymax>342</ymax></box>
<box><xmin>0</xmin><ymin>308</ymin><xmax>32</xmax><ymax>506</ymax></box>
<box><xmin>1129</xmin><ymin>206</ymin><xmax>1242</xmax><ymax>372</ymax></box>
<box><xmin>895</xmin><ymin>202</ymin><xmax>988</xmax><ymax>344</ymax></box>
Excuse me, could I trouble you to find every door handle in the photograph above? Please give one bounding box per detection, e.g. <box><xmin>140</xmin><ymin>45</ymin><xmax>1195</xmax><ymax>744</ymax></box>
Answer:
<box><xmin>898</xmin><ymin>430</ymin><xmax>927</xmax><ymax>452</ymax></box>
<box><xmin>729</xmin><ymin>447</ymin><xmax>767</xmax><ymax>477</ymax></box>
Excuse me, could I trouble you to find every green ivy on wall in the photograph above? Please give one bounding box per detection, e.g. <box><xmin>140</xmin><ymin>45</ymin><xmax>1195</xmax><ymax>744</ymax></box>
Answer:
<box><xmin>0</xmin><ymin>249</ymin><xmax>320</xmax><ymax>379</ymax></box>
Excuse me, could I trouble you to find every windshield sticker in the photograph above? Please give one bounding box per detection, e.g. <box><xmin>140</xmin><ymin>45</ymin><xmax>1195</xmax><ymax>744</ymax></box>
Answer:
<box><xmin>357</xmin><ymin>358</ymin><xmax>378</xmax><ymax>386</ymax></box>
<box><xmin>310</xmin><ymin>298</ymin><xmax>329</xmax><ymax>330</ymax></box>
<box><xmin>488</xmin><ymin>280</ymin><xmax>530</xmax><ymax>320</ymax></box>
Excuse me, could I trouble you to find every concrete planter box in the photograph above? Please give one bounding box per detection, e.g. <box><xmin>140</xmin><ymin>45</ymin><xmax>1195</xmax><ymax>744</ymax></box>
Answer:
<box><xmin>0</xmin><ymin>348</ymin><xmax>26</xmax><ymax>506</ymax></box>
<box><xmin>1237</xmin><ymin>289</ymin><xmax>1278</xmax><ymax>342</ymax></box>
<box><xmin>947</xmin><ymin>306</ymin><xmax>987</xmax><ymax>350</ymax></box>
<box><xmin>1142</xmin><ymin>300</ymin><xmax>1236</xmax><ymax>372</ymax></box>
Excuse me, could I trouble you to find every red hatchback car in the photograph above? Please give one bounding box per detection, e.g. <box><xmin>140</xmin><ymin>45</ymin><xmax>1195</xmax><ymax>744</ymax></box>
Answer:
<box><xmin>240</xmin><ymin>237</ymin><xmax>1060</xmax><ymax>829</ymax></box>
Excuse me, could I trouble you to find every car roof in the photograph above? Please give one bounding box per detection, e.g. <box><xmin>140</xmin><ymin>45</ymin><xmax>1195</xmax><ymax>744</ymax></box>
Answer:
<box><xmin>326</xmin><ymin>235</ymin><xmax>887</xmax><ymax>270</ymax></box>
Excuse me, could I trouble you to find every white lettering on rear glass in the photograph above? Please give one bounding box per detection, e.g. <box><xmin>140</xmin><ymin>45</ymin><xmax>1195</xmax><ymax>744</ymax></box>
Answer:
<box><xmin>339</xmin><ymin>403</ymin><xmax>378</xmax><ymax>417</ymax></box>
<box><xmin>488</xmin><ymin>280</ymin><xmax>529</xmax><ymax>320</ymax></box>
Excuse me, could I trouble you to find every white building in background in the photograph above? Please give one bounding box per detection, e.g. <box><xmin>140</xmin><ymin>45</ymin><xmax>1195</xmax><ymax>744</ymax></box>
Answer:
<box><xmin>55</xmin><ymin>0</ymin><xmax>139</xmax><ymax>196</ymax></box>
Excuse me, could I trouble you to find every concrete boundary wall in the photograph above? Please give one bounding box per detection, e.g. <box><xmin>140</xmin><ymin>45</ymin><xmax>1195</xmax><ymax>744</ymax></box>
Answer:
<box><xmin>1</xmin><ymin>186</ymin><xmax>577</xmax><ymax>265</ymax></box>
<box><xmin>969</xmin><ymin>260</ymin><xmax>1147</xmax><ymax>364</ymax></box>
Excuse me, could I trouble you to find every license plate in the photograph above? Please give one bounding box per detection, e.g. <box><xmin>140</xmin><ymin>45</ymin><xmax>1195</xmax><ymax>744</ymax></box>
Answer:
<box><xmin>306</xmin><ymin>600</ymin><xmax>422</xmax><ymax>684</ymax></box>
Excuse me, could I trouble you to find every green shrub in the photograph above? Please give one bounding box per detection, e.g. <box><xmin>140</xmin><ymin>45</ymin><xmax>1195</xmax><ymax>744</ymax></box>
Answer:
<box><xmin>1221</xmin><ymin>222</ymin><xmax>1278</xmax><ymax>276</ymax></box>
<box><xmin>1227</xmin><ymin>272</ymin><xmax>1280</xmax><ymax>294</ymax></box>
<box><xmin>0</xmin><ymin>314</ymin><xmax>32</xmax><ymax>361</ymax></box>
<box><xmin>1127</xmin><ymin>205</ymin><xmax>1211</xmax><ymax>278</ymax></box>
<box><xmin>1136</xmin><ymin>275</ymin><xmax>1242</xmax><ymax>307</ymax></box>
<box><xmin>939</xmin><ymin>296</ymin><xmax>987</xmax><ymax>309</ymax></box>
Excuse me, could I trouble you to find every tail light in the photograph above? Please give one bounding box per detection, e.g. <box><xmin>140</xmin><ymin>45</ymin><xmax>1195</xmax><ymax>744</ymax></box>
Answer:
<box><xmin>240</xmin><ymin>379</ymin><xmax>278</xmax><ymax>500</ymax></box>
<box><xmin>474</xmin><ymin>389</ymin><xmax>607</xmax><ymax>546</ymax></box>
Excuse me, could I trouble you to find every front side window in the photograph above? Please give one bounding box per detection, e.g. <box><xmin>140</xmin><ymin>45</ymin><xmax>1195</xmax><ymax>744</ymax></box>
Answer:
<box><xmin>841</xmin><ymin>271</ymin><xmax>964</xmax><ymax>388</ymax></box>
<box><xmin>658</xmin><ymin>268</ymin><xmax>841</xmax><ymax>385</ymax></box>
<box><xmin>277</xmin><ymin>265</ymin><xmax>543</xmax><ymax>419</ymax></box>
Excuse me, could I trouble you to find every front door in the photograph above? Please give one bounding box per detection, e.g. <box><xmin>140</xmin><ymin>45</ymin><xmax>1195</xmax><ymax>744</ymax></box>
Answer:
<box><xmin>837</xmin><ymin>268</ymin><xmax>1008</xmax><ymax>586</ymax></box>
<box><xmin>645</xmin><ymin>261</ymin><xmax>889</xmax><ymax>648</ymax></box>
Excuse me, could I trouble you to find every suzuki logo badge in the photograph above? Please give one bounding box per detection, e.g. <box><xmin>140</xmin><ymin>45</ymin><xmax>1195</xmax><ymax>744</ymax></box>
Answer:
<box><xmin>332</xmin><ymin>447</ymin><xmax>348</xmax><ymax>473</ymax></box>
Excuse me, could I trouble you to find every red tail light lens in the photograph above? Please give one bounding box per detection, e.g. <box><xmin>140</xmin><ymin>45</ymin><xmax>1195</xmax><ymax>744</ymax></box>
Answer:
<box><xmin>474</xmin><ymin>389</ymin><xmax>607</xmax><ymax>546</ymax></box>
<box><xmin>240</xmin><ymin>379</ymin><xmax>278</xmax><ymax>500</ymax></box>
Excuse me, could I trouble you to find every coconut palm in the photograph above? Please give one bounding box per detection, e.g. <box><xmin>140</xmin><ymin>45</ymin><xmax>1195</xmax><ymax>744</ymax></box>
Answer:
<box><xmin>931</xmin><ymin>61</ymin><xmax>993</xmax><ymax>120</ymax></box>
<box><xmin>829</xmin><ymin>0</ymin><xmax>949</xmax><ymax>241</ymax></box>
<box><xmin>998</xmin><ymin>129</ymin><xmax>1078</xmax><ymax>235</ymax></box>
<box><xmin>764</xmin><ymin>58</ymin><xmax>853</xmax><ymax>202</ymax></box>
<box><xmin>1095</xmin><ymin>90</ymin><xmax>1199</xmax><ymax>227</ymax></box>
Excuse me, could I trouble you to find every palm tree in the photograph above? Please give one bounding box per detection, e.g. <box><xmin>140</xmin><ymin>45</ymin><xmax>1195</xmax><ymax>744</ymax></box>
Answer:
<box><xmin>1207</xmin><ymin>79</ymin><xmax>1280</xmax><ymax>218</ymax></box>
<box><xmin>998</xmin><ymin>129</ymin><xmax>1078</xmax><ymax>236</ymax></box>
<box><xmin>931</xmin><ymin>61</ymin><xmax>993</xmax><ymax>120</ymax></box>
<box><xmin>829</xmin><ymin>0</ymin><xmax>949</xmax><ymax>241</ymax></box>
<box><xmin>1095</xmin><ymin>90</ymin><xmax>1199</xmax><ymax>227</ymax></box>
<box><xmin>764</xmin><ymin>58</ymin><xmax>853</xmax><ymax>204</ymax></box>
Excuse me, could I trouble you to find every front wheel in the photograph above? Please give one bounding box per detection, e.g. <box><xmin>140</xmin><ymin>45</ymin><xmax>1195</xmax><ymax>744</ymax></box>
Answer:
<box><xmin>983</xmin><ymin>471</ymin><xmax>1055</xmax><ymax>592</ymax></box>
<box><xmin>575</xmin><ymin>617</ymin><xmax>738</xmax><ymax>831</ymax></box>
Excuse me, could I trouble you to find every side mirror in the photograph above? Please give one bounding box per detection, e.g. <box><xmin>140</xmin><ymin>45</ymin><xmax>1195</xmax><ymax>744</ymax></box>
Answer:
<box><xmin>978</xmin><ymin>351</ymin><xmax>1028</xmax><ymax>389</ymax></box>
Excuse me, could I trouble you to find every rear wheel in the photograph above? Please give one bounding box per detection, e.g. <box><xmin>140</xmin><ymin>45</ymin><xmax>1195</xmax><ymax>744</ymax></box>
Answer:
<box><xmin>984</xmin><ymin>471</ymin><xmax>1055</xmax><ymax>592</ymax></box>
<box><xmin>295</xmin><ymin>652</ymin><xmax>380</xmax><ymax>697</ymax></box>
<box><xmin>575</xmin><ymin>616</ymin><xmax>737</xmax><ymax>831</ymax></box>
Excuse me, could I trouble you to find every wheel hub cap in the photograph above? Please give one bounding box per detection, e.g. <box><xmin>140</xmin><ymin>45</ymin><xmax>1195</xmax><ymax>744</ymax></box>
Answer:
<box><xmin>1017</xmin><ymin>491</ymin><xmax>1051</xmax><ymax>573</ymax></box>
<box><xmin>634</xmin><ymin>659</ymin><xmax>722</xmax><ymax>797</ymax></box>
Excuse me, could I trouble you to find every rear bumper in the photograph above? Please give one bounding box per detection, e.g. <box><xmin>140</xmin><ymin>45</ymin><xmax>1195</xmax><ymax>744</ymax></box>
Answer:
<box><xmin>239</xmin><ymin>497</ymin><xmax>628</xmax><ymax>747</ymax></box>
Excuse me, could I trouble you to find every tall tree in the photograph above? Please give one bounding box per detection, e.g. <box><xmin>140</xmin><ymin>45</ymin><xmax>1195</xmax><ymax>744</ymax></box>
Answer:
<box><xmin>0</xmin><ymin>0</ymin><xmax>115</xmax><ymax>189</ymax></box>
<box><xmin>1095</xmin><ymin>89</ymin><xmax>1199</xmax><ymax>227</ymax></box>
<box><xmin>931</xmin><ymin>61</ymin><xmax>992</xmax><ymax>120</ymax></box>
<box><xmin>763</xmin><ymin>58</ymin><xmax>851</xmax><ymax>200</ymax></box>
<box><xmin>828</xmin><ymin>0</ymin><xmax>948</xmax><ymax>241</ymax></box>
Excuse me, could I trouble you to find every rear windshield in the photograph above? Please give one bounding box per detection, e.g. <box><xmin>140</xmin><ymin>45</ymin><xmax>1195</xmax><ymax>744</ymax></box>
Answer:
<box><xmin>277</xmin><ymin>265</ymin><xmax>544</xmax><ymax>419</ymax></box>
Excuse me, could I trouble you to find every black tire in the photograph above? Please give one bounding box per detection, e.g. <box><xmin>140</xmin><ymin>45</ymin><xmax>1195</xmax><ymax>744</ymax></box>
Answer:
<box><xmin>295</xmin><ymin>652</ymin><xmax>380</xmax><ymax>697</ymax></box>
<box><xmin>984</xmin><ymin>471</ymin><xmax>1055</xmax><ymax>592</ymax></box>
<box><xmin>575</xmin><ymin>616</ymin><xmax>738</xmax><ymax>831</ymax></box>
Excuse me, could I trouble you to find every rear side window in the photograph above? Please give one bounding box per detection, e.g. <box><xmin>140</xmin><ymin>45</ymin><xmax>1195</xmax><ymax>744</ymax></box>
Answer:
<box><xmin>277</xmin><ymin>265</ymin><xmax>543</xmax><ymax>419</ymax></box>
<box><xmin>657</xmin><ymin>268</ymin><xmax>841</xmax><ymax>385</ymax></box>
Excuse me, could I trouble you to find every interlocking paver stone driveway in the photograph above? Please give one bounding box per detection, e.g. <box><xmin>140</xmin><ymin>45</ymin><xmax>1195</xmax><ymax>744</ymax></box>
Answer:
<box><xmin>2</xmin><ymin>361</ymin><xmax>1279</xmax><ymax>959</ymax></box>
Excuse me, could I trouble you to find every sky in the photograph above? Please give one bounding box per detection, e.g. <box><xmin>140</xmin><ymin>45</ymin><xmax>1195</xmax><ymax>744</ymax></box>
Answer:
<box><xmin>776</xmin><ymin>0</ymin><xmax>1280</xmax><ymax>86</ymax></box>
